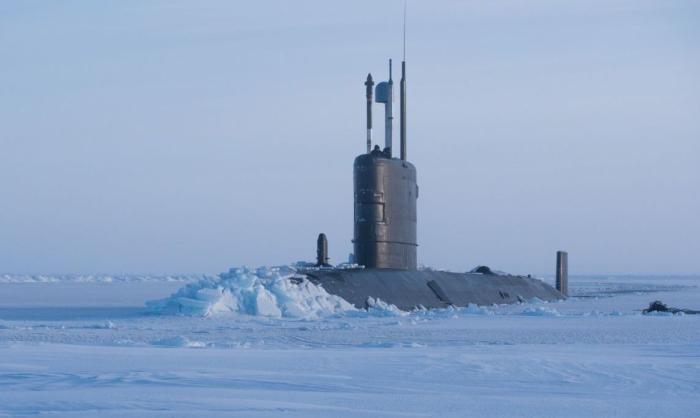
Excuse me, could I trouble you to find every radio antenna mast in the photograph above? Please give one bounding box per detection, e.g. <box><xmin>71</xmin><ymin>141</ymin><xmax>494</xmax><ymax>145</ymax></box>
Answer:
<box><xmin>403</xmin><ymin>0</ymin><xmax>407</xmax><ymax>61</ymax></box>
<box><xmin>400</xmin><ymin>0</ymin><xmax>408</xmax><ymax>160</ymax></box>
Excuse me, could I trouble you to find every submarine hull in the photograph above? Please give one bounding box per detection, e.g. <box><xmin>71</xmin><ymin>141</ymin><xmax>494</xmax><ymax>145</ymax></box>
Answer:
<box><xmin>304</xmin><ymin>269</ymin><xmax>563</xmax><ymax>310</ymax></box>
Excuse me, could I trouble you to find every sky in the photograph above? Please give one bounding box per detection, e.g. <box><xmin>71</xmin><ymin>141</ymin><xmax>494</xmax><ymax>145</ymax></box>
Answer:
<box><xmin>1</xmin><ymin>0</ymin><xmax>698</xmax><ymax>275</ymax></box>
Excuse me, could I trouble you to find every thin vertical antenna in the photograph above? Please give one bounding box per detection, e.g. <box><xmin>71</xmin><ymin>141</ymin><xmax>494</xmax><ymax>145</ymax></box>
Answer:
<box><xmin>387</xmin><ymin>59</ymin><xmax>393</xmax><ymax>156</ymax></box>
<box><xmin>403</xmin><ymin>0</ymin><xmax>407</xmax><ymax>61</ymax></box>
<box><xmin>400</xmin><ymin>0</ymin><xmax>407</xmax><ymax>161</ymax></box>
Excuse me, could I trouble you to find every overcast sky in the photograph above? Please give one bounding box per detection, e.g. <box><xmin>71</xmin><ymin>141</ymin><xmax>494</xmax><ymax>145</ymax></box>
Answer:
<box><xmin>1</xmin><ymin>0</ymin><xmax>698</xmax><ymax>275</ymax></box>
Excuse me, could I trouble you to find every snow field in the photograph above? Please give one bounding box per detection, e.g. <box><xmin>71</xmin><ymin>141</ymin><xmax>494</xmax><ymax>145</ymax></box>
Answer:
<box><xmin>0</xmin><ymin>273</ymin><xmax>699</xmax><ymax>417</ymax></box>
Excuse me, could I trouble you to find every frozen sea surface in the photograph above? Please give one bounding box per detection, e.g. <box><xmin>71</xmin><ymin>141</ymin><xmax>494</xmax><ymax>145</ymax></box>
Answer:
<box><xmin>1</xmin><ymin>273</ymin><xmax>699</xmax><ymax>417</ymax></box>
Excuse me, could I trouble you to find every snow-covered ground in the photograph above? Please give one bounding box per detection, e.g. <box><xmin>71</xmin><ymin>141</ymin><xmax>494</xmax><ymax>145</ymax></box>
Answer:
<box><xmin>1</xmin><ymin>272</ymin><xmax>699</xmax><ymax>417</ymax></box>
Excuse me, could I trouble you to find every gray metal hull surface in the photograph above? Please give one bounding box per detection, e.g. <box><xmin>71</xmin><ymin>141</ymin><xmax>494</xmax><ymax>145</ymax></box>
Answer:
<box><xmin>304</xmin><ymin>269</ymin><xmax>563</xmax><ymax>310</ymax></box>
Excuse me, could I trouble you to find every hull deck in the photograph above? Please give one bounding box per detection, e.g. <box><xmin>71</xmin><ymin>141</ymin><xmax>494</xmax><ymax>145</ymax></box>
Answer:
<box><xmin>304</xmin><ymin>269</ymin><xmax>563</xmax><ymax>310</ymax></box>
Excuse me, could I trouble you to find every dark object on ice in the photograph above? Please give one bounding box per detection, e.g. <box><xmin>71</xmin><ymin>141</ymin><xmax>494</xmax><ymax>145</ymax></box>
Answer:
<box><xmin>643</xmin><ymin>300</ymin><xmax>700</xmax><ymax>315</ymax></box>
<box><xmin>353</xmin><ymin>147</ymin><xmax>417</xmax><ymax>270</ymax></box>
<box><xmin>354</xmin><ymin>59</ymin><xmax>417</xmax><ymax>271</ymax></box>
<box><xmin>305</xmin><ymin>269</ymin><xmax>562</xmax><ymax>311</ymax></box>
<box><xmin>316</xmin><ymin>233</ymin><xmax>330</xmax><ymax>267</ymax></box>
<box><xmin>556</xmin><ymin>251</ymin><xmax>568</xmax><ymax>296</ymax></box>
<box><xmin>645</xmin><ymin>300</ymin><xmax>669</xmax><ymax>313</ymax></box>
<box><xmin>300</xmin><ymin>53</ymin><xmax>564</xmax><ymax>309</ymax></box>
<box><xmin>470</xmin><ymin>266</ymin><xmax>495</xmax><ymax>275</ymax></box>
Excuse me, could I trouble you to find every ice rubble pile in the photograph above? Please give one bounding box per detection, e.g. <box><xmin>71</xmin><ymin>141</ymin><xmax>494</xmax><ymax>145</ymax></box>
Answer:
<box><xmin>147</xmin><ymin>266</ymin><xmax>358</xmax><ymax>319</ymax></box>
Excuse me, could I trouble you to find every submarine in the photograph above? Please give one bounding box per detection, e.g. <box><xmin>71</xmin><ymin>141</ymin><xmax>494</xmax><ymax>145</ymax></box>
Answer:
<box><xmin>298</xmin><ymin>58</ymin><xmax>566</xmax><ymax>311</ymax></box>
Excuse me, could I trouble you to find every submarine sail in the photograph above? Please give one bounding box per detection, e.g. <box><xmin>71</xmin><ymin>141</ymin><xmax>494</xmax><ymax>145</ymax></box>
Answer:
<box><xmin>353</xmin><ymin>60</ymin><xmax>417</xmax><ymax>270</ymax></box>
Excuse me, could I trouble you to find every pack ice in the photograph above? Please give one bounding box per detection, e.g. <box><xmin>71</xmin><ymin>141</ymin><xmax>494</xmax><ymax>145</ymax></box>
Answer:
<box><xmin>146</xmin><ymin>266</ymin><xmax>357</xmax><ymax>318</ymax></box>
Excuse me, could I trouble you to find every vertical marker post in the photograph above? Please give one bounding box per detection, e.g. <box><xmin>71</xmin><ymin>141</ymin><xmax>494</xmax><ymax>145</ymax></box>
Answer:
<box><xmin>556</xmin><ymin>251</ymin><xmax>568</xmax><ymax>297</ymax></box>
<box><xmin>317</xmin><ymin>233</ymin><xmax>329</xmax><ymax>267</ymax></box>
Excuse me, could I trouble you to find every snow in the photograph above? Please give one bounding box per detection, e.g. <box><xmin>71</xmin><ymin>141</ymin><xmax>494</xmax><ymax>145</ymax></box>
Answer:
<box><xmin>0</xmin><ymin>273</ymin><xmax>201</xmax><ymax>283</ymax></box>
<box><xmin>365</xmin><ymin>297</ymin><xmax>407</xmax><ymax>316</ymax></box>
<box><xmin>146</xmin><ymin>266</ymin><xmax>357</xmax><ymax>318</ymax></box>
<box><xmin>1</xmin><ymin>272</ymin><xmax>699</xmax><ymax>417</ymax></box>
<box><xmin>519</xmin><ymin>305</ymin><xmax>562</xmax><ymax>316</ymax></box>
<box><xmin>152</xmin><ymin>335</ymin><xmax>207</xmax><ymax>348</ymax></box>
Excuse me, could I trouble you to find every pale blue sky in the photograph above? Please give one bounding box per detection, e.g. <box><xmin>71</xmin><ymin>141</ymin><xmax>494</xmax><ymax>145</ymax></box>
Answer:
<box><xmin>1</xmin><ymin>0</ymin><xmax>698</xmax><ymax>274</ymax></box>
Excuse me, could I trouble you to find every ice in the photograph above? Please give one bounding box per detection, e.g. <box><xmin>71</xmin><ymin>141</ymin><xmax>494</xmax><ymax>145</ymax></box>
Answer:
<box><xmin>153</xmin><ymin>335</ymin><xmax>207</xmax><ymax>348</ymax></box>
<box><xmin>1</xmin><ymin>273</ymin><xmax>699</xmax><ymax>417</ymax></box>
<box><xmin>0</xmin><ymin>273</ymin><xmax>201</xmax><ymax>283</ymax></box>
<box><xmin>146</xmin><ymin>266</ymin><xmax>357</xmax><ymax>318</ymax></box>
<box><xmin>464</xmin><ymin>302</ymin><xmax>494</xmax><ymax>315</ymax></box>
<box><xmin>519</xmin><ymin>305</ymin><xmax>562</xmax><ymax>316</ymax></box>
<box><xmin>366</xmin><ymin>297</ymin><xmax>407</xmax><ymax>316</ymax></box>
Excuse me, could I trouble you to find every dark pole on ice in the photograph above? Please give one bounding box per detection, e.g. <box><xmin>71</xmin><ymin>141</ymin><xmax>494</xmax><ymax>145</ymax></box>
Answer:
<box><xmin>556</xmin><ymin>251</ymin><xmax>568</xmax><ymax>297</ymax></box>
<box><xmin>316</xmin><ymin>233</ymin><xmax>330</xmax><ymax>267</ymax></box>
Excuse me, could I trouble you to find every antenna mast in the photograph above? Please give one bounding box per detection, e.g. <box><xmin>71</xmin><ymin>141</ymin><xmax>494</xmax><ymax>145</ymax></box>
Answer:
<box><xmin>400</xmin><ymin>0</ymin><xmax>407</xmax><ymax>161</ymax></box>
<box><xmin>387</xmin><ymin>59</ymin><xmax>393</xmax><ymax>156</ymax></box>
<box><xmin>365</xmin><ymin>74</ymin><xmax>374</xmax><ymax>153</ymax></box>
<box><xmin>403</xmin><ymin>0</ymin><xmax>407</xmax><ymax>61</ymax></box>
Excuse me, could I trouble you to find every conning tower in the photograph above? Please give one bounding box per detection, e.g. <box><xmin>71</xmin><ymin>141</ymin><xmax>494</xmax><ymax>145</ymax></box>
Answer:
<box><xmin>353</xmin><ymin>60</ymin><xmax>417</xmax><ymax>270</ymax></box>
